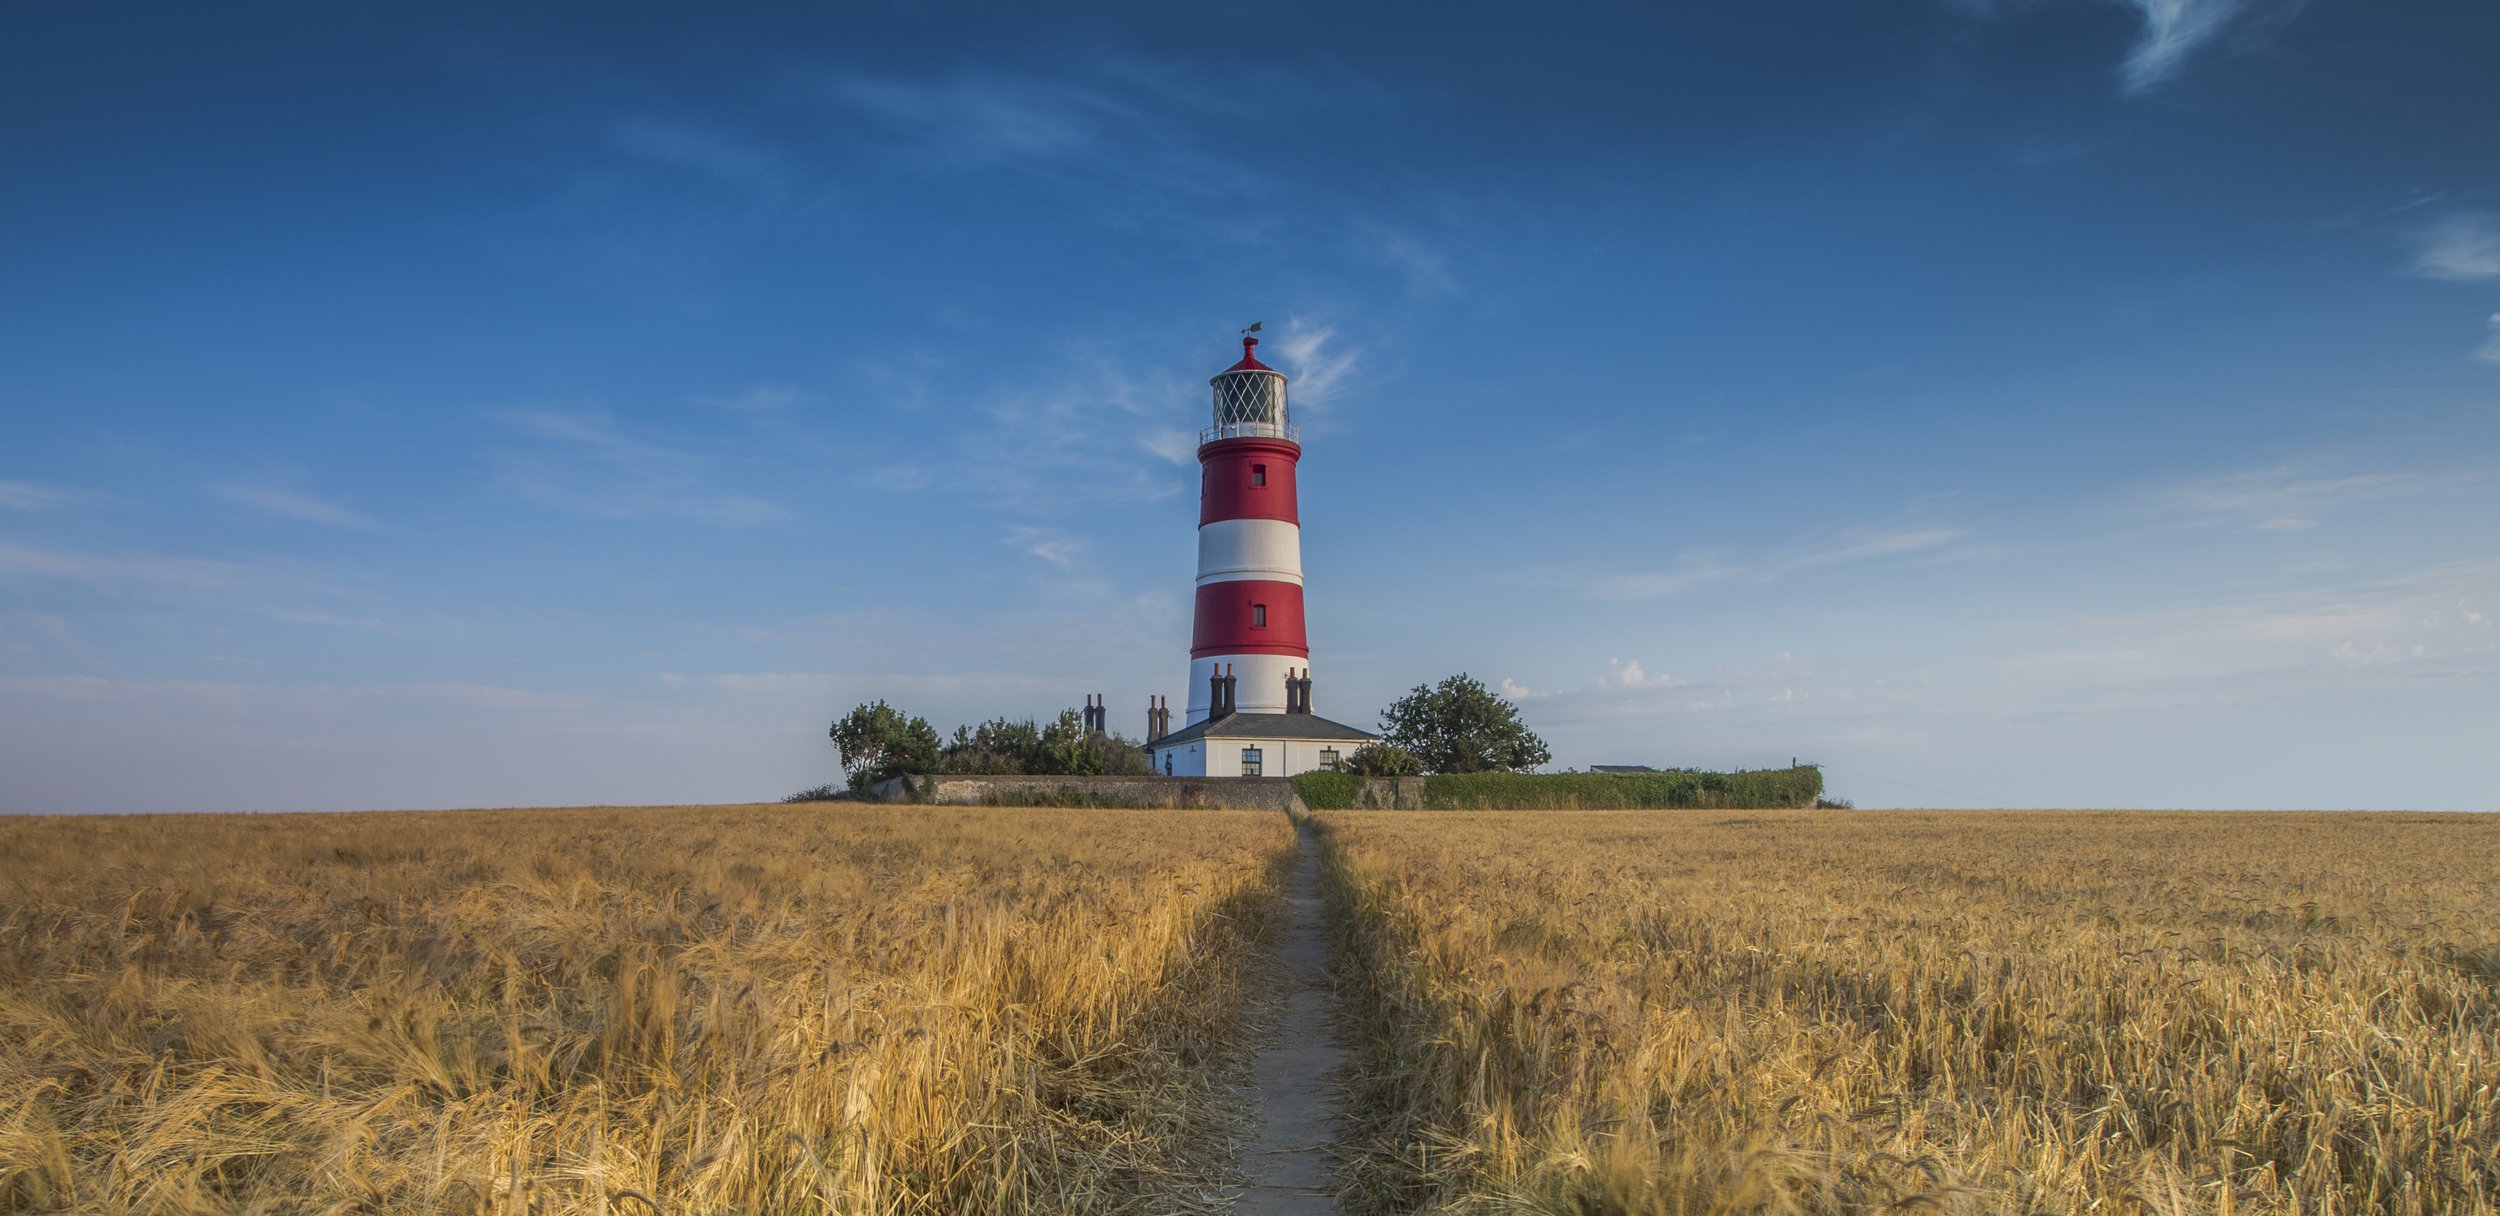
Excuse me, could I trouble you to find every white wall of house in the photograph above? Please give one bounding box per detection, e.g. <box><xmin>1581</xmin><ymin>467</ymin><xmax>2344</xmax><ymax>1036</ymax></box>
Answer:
<box><xmin>1148</xmin><ymin>737</ymin><xmax>1360</xmax><ymax>778</ymax></box>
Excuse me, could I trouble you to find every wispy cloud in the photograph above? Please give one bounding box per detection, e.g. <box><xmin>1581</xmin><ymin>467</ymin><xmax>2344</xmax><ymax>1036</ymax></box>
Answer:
<box><xmin>1272</xmin><ymin>319</ymin><xmax>1363</xmax><ymax>416</ymax></box>
<box><xmin>1365</xmin><ymin>225</ymin><xmax>1461</xmax><ymax>297</ymax></box>
<box><xmin>0</xmin><ymin>609</ymin><xmax>73</xmax><ymax>651</ymax></box>
<box><xmin>1005</xmin><ymin>526</ymin><xmax>1085</xmax><ymax>569</ymax></box>
<box><xmin>832</xmin><ymin>75</ymin><xmax>1115</xmax><ymax>169</ymax></box>
<box><xmin>1588</xmin><ymin>516</ymin><xmax>1975</xmax><ymax>602</ymax></box>
<box><xmin>0</xmin><ymin>541</ymin><xmax>253</xmax><ymax>593</ymax></box>
<box><xmin>953</xmin><ymin>354</ymin><xmax>1194</xmax><ymax>513</ymax></box>
<box><xmin>2409</xmin><ymin>213</ymin><xmax>2500</xmax><ymax>281</ymax></box>
<box><xmin>0</xmin><ymin>674</ymin><xmax>592</xmax><ymax>712</ymax></box>
<box><xmin>2115</xmin><ymin>0</ymin><xmax>2248</xmax><ymax>92</ymax></box>
<box><xmin>2017</xmin><ymin>556</ymin><xmax>2500</xmax><ymax>686</ymax></box>
<box><xmin>490</xmin><ymin>408</ymin><xmax>795</xmax><ymax>526</ymax></box>
<box><xmin>0</xmin><ymin>480</ymin><xmax>99</xmax><ymax>511</ymax></box>
<box><xmin>1140</xmin><ymin>427</ymin><xmax>1200</xmax><ymax>467</ymax></box>
<box><xmin>608</xmin><ymin>118</ymin><xmax>789</xmax><ymax>199</ymax></box>
<box><xmin>1952</xmin><ymin>0</ymin><xmax>2277</xmax><ymax>93</ymax></box>
<box><xmin>212</xmin><ymin>482</ymin><xmax>380</xmax><ymax>530</ymax></box>
<box><xmin>694</xmin><ymin>384</ymin><xmax>798</xmax><ymax>412</ymax></box>
<box><xmin>385</xmin><ymin>682</ymin><xmax>595</xmax><ymax>711</ymax></box>
<box><xmin>823</xmin><ymin>65</ymin><xmax>1281</xmax><ymax>236</ymax></box>
<box><xmin>2478</xmin><ymin>314</ymin><xmax>2500</xmax><ymax>365</ymax></box>
<box><xmin>2152</xmin><ymin>466</ymin><xmax>2453</xmax><ymax>532</ymax></box>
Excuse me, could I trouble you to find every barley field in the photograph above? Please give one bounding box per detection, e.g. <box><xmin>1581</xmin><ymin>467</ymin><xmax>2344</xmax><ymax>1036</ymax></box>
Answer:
<box><xmin>0</xmin><ymin>805</ymin><xmax>1295</xmax><ymax>1214</ymax></box>
<box><xmin>1320</xmin><ymin>810</ymin><xmax>2500</xmax><ymax>1216</ymax></box>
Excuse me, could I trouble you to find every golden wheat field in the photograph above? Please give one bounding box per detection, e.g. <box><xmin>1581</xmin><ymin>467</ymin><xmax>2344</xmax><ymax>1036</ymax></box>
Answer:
<box><xmin>1319</xmin><ymin>809</ymin><xmax>2500</xmax><ymax>1216</ymax></box>
<box><xmin>0</xmin><ymin>805</ymin><xmax>1295</xmax><ymax>1215</ymax></box>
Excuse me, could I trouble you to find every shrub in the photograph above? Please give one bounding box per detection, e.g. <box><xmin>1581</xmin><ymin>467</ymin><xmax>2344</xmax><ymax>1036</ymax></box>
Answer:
<box><xmin>782</xmin><ymin>784</ymin><xmax>847</xmax><ymax>803</ymax></box>
<box><xmin>1345</xmin><ymin>743</ymin><xmax>1424</xmax><ymax>777</ymax></box>
<box><xmin>1421</xmin><ymin>766</ymin><xmax>1822</xmax><ymax>810</ymax></box>
<box><xmin>1292</xmin><ymin>770</ymin><xmax>1366</xmax><ymax>810</ymax></box>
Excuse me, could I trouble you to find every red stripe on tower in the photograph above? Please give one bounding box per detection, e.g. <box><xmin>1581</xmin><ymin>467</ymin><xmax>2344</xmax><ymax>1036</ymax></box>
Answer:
<box><xmin>1186</xmin><ymin>334</ymin><xmax>1309</xmax><ymax>723</ymax></box>
<box><xmin>1198</xmin><ymin>439</ymin><xmax>1300</xmax><ymax>525</ymax></box>
<box><xmin>1190</xmin><ymin>580</ymin><xmax>1308</xmax><ymax>658</ymax></box>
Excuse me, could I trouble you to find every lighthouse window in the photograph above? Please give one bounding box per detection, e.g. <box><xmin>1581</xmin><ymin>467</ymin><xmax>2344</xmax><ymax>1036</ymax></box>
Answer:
<box><xmin>1241</xmin><ymin>747</ymin><xmax>1264</xmax><ymax>778</ymax></box>
<box><xmin>1251</xmin><ymin>464</ymin><xmax>1267</xmax><ymax>487</ymax></box>
<box><xmin>1252</xmin><ymin>604</ymin><xmax>1267</xmax><ymax>628</ymax></box>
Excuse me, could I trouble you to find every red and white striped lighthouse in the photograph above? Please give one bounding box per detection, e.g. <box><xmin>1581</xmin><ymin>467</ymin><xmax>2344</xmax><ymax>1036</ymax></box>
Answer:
<box><xmin>1187</xmin><ymin>335</ymin><xmax>1307</xmax><ymax>724</ymax></box>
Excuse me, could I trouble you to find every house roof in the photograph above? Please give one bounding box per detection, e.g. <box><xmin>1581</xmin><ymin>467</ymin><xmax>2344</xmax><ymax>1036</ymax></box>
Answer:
<box><xmin>1146</xmin><ymin>711</ymin><xmax>1379</xmax><ymax>750</ymax></box>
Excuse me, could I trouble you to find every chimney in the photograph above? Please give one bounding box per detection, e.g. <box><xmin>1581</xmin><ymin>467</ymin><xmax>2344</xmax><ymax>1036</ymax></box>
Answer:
<box><xmin>1222</xmin><ymin>663</ymin><xmax>1238</xmax><ymax>717</ymax></box>
<box><xmin>1300</xmin><ymin>669</ymin><xmax>1314</xmax><ymax>715</ymax></box>
<box><xmin>1209</xmin><ymin>669</ymin><xmax>1229</xmax><ymax>720</ymax></box>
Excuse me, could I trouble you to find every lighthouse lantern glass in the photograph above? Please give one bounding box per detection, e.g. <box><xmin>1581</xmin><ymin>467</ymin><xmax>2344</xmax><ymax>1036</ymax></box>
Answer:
<box><xmin>1206</xmin><ymin>371</ymin><xmax>1296</xmax><ymax>443</ymax></box>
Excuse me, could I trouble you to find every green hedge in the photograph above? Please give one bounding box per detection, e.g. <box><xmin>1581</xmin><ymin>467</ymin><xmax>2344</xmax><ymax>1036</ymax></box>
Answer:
<box><xmin>1419</xmin><ymin>766</ymin><xmax>1822</xmax><ymax>810</ymax></box>
<box><xmin>1291</xmin><ymin>770</ymin><xmax>1365</xmax><ymax>810</ymax></box>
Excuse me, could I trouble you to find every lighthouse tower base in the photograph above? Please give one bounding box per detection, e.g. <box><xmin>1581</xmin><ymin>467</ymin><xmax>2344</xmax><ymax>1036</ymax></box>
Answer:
<box><xmin>1186</xmin><ymin>654</ymin><xmax>1300</xmax><ymax>722</ymax></box>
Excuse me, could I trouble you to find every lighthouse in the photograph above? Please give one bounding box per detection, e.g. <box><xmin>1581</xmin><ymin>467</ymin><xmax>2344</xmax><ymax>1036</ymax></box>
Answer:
<box><xmin>1143</xmin><ymin>333</ymin><xmax>1377</xmax><ymax>778</ymax></box>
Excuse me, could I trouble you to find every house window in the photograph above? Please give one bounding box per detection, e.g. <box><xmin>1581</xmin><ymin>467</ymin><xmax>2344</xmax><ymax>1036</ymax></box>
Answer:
<box><xmin>1252</xmin><ymin>603</ymin><xmax>1267</xmax><ymax>628</ymax></box>
<box><xmin>1320</xmin><ymin>748</ymin><xmax>1342</xmax><ymax>771</ymax></box>
<box><xmin>1251</xmin><ymin>464</ymin><xmax>1267</xmax><ymax>487</ymax></box>
<box><xmin>1241</xmin><ymin>747</ymin><xmax>1263</xmax><ymax>778</ymax></box>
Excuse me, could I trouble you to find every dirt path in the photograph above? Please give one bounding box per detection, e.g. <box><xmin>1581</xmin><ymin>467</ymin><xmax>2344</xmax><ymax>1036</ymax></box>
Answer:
<box><xmin>1230</xmin><ymin>817</ymin><xmax>1346</xmax><ymax>1214</ymax></box>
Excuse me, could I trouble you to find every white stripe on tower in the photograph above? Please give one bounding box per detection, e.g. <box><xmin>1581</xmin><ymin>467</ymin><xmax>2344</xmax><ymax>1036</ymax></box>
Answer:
<box><xmin>1195</xmin><ymin>517</ymin><xmax>1303</xmax><ymax>585</ymax></box>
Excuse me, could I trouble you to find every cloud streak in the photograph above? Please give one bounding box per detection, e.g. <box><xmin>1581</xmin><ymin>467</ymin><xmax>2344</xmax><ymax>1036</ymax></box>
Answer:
<box><xmin>0</xmin><ymin>541</ymin><xmax>253</xmax><ymax>593</ymax></box>
<box><xmin>1953</xmin><ymin>0</ymin><xmax>2275</xmax><ymax>93</ymax></box>
<box><xmin>608</xmin><ymin>118</ymin><xmax>790</xmax><ymax>199</ymax></box>
<box><xmin>0</xmin><ymin>480</ymin><xmax>101</xmax><ymax>511</ymax></box>
<box><xmin>1272</xmin><ymin>320</ymin><xmax>1363</xmax><ymax>416</ymax></box>
<box><xmin>2152</xmin><ymin>465</ymin><xmax>2462</xmax><ymax>532</ymax></box>
<box><xmin>2017</xmin><ymin>556</ymin><xmax>2500</xmax><ymax>686</ymax></box>
<box><xmin>212</xmin><ymin>483</ymin><xmax>381</xmax><ymax>530</ymax></box>
<box><xmin>2410</xmin><ymin>214</ymin><xmax>2500</xmax><ymax>281</ymax></box>
<box><xmin>1588</xmin><ymin>518</ymin><xmax>1975</xmax><ymax>602</ymax></box>
<box><xmin>490</xmin><ymin>409</ymin><xmax>796</xmax><ymax>526</ymax></box>
<box><xmin>2116</xmin><ymin>0</ymin><xmax>2247</xmax><ymax>92</ymax></box>
<box><xmin>823</xmin><ymin>64</ymin><xmax>1283</xmax><ymax>238</ymax></box>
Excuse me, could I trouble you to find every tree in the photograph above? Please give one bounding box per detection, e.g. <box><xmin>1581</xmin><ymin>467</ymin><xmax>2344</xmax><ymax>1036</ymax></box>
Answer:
<box><xmin>829</xmin><ymin>700</ymin><xmax>942</xmax><ymax>793</ymax></box>
<box><xmin>1378</xmin><ymin>673</ymin><xmax>1551</xmax><ymax>774</ymax></box>
<box><xmin>1344</xmin><ymin>743</ymin><xmax>1424</xmax><ymax>777</ymax></box>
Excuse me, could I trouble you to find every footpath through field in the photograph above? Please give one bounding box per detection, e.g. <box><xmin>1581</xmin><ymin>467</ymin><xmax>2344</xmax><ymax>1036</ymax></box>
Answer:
<box><xmin>1230</xmin><ymin>815</ymin><xmax>1347</xmax><ymax>1214</ymax></box>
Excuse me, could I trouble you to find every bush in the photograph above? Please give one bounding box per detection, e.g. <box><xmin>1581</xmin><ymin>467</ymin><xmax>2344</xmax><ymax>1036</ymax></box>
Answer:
<box><xmin>782</xmin><ymin>784</ymin><xmax>848</xmax><ymax>803</ymax></box>
<box><xmin>1291</xmin><ymin>770</ymin><xmax>1366</xmax><ymax>810</ymax></box>
<box><xmin>1421</xmin><ymin>766</ymin><xmax>1823</xmax><ymax>810</ymax></box>
<box><xmin>1345</xmin><ymin>743</ymin><xmax>1424</xmax><ymax>777</ymax></box>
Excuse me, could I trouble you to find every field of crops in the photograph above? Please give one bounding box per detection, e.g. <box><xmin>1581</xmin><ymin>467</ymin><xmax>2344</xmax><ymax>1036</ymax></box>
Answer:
<box><xmin>1320</xmin><ymin>809</ymin><xmax>2500</xmax><ymax>1215</ymax></box>
<box><xmin>0</xmin><ymin>805</ymin><xmax>1295</xmax><ymax>1214</ymax></box>
<box><xmin>7</xmin><ymin>803</ymin><xmax>2493</xmax><ymax>1216</ymax></box>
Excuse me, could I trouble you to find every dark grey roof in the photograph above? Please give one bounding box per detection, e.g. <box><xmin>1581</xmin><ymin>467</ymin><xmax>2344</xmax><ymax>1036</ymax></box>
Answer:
<box><xmin>1146</xmin><ymin>712</ymin><xmax>1379</xmax><ymax>750</ymax></box>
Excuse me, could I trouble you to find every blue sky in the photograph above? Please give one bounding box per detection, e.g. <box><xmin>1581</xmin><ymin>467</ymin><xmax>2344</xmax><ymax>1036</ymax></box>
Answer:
<box><xmin>4</xmin><ymin>0</ymin><xmax>2496</xmax><ymax>812</ymax></box>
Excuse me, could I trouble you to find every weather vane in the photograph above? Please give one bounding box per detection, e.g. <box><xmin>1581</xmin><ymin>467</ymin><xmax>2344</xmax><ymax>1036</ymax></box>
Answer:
<box><xmin>1241</xmin><ymin>321</ymin><xmax>1263</xmax><ymax>336</ymax></box>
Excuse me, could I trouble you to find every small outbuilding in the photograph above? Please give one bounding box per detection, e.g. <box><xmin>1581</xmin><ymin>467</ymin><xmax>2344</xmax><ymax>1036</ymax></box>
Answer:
<box><xmin>1145</xmin><ymin>710</ymin><xmax>1378</xmax><ymax>778</ymax></box>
